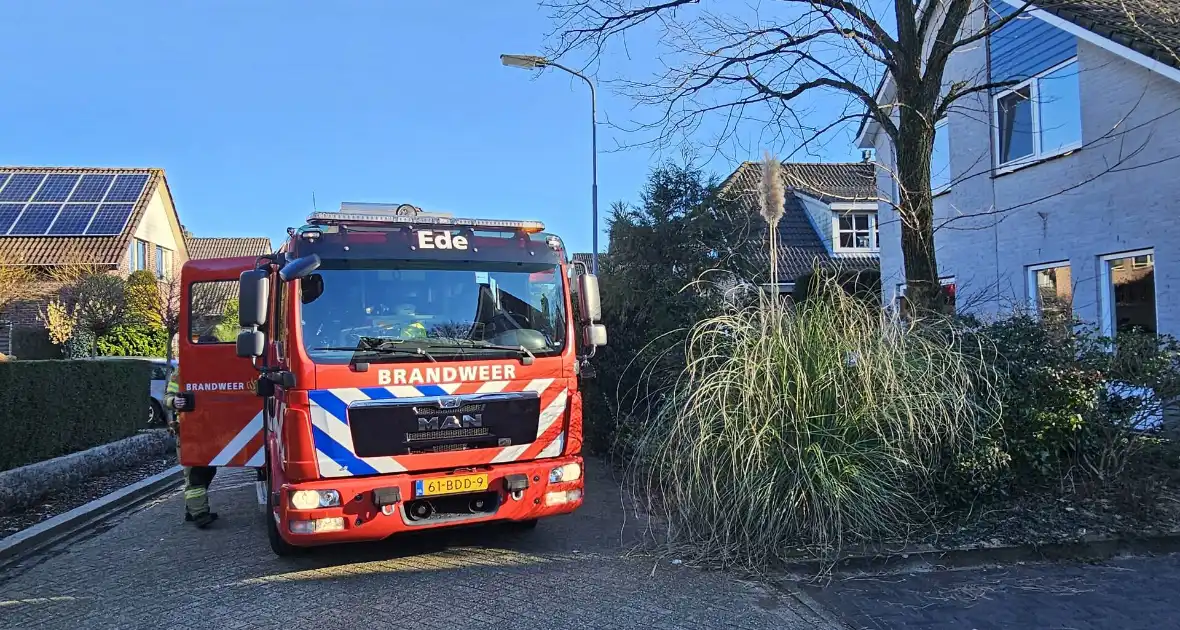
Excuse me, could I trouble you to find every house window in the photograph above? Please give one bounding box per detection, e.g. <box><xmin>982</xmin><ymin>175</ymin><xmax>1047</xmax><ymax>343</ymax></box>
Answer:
<box><xmin>1027</xmin><ymin>262</ymin><xmax>1073</xmax><ymax>322</ymax></box>
<box><xmin>1100</xmin><ymin>249</ymin><xmax>1156</xmax><ymax>337</ymax></box>
<box><xmin>895</xmin><ymin>276</ymin><xmax>957</xmax><ymax>311</ymax></box>
<box><xmin>129</xmin><ymin>239</ymin><xmax>148</xmax><ymax>272</ymax></box>
<box><xmin>156</xmin><ymin>246</ymin><xmax>170</xmax><ymax>279</ymax></box>
<box><xmin>835</xmin><ymin>212</ymin><xmax>878</xmax><ymax>251</ymax></box>
<box><xmin>994</xmin><ymin>59</ymin><xmax>1082</xmax><ymax>168</ymax></box>
<box><xmin>932</xmin><ymin>118</ymin><xmax>951</xmax><ymax>192</ymax></box>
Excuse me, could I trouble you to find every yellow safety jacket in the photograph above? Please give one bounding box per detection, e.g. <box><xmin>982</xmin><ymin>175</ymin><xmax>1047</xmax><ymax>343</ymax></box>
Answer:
<box><xmin>401</xmin><ymin>321</ymin><xmax>427</xmax><ymax>339</ymax></box>
<box><xmin>164</xmin><ymin>367</ymin><xmax>181</xmax><ymax>433</ymax></box>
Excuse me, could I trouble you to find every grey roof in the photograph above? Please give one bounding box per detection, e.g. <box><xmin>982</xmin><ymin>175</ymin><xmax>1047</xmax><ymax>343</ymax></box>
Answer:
<box><xmin>720</xmin><ymin>161</ymin><xmax>879</xmax><ymax>283</ymax></box>
<box><xmin>570</xmin><ymin>253</ymin><xmax>594</xmax><ymax>267</ymax></box>
<box><xmin>1042</xmin><ymin>0</ymin><xmax>1179</xmax><ymax>69</ymax></box>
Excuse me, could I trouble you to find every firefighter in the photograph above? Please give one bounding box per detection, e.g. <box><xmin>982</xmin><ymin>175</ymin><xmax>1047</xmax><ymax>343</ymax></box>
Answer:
<box><xmin>392</xmin><ymin>302</ymin><xmax>428</xmax><ymax>339</ymax></box>
<box><xmin>165</xmin><ymin>365</ymin><xmax>219</xmax><ymax>529</ymax></box>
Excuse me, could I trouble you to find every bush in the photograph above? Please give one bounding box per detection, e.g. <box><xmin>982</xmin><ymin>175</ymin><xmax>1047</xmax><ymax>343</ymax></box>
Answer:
<box><xmin>950</xmin><ymin>313</ymin><xmax>1180</xmax><ymax>498</ymax></box>
<box><xmin>11</xmin><ymin>326</ymin><xmax>61</xmax><ymax>360</ymax></box>
<box><xmin>125</xmin><ymin>270</ymin><xmax>163</xmax><ymax>328</ymax></box>
<box><xmin>622</xmin><ymin>281</ymin><xmax>1000</xmax><ymax>567</ymax></box>
<box><xmin>96</xmin><ymin>324</ymin><xmax>168</xmax><ymax>357</ymax></box>
<box><xmin>0</xmin><ymin>359</ymin><xmax>151</xmax><ymax>471</ymax></box>
<box><xmin>63</xmin><ymin>328</ymin><xmax>96</xmax><ymax>358</ymax></box>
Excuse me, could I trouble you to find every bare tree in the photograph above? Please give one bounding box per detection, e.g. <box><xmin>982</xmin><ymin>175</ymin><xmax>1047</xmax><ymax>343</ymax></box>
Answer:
<box><xmin>157</xmin><ymin>267</ymin><xmax>184</xmax><ymax>384</ymax></box>
<box><xmin>0</xmin><ymin>264</ymin><xmax>36</xmax><ymax>317</ymax></box>
<box><xmin>544</xmin><ymin>0</ymin><xmax>1064</xmax><ymax>313</ymax></box>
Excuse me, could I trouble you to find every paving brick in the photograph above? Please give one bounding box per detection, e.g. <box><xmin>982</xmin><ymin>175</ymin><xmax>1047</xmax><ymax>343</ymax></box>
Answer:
<box><xmin>803</xmin><ymin>553</ymin><xmax>1180</xmax><ymax>629</ymax></box>
<box><xmin>0</xmin><ymin>460</ymin><xmax>830</xmax><ymax>630</ymax></box>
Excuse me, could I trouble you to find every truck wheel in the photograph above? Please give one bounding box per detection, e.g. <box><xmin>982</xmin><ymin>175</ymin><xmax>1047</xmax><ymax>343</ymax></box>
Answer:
<box><xmin>265</xmin><ymin>456</ymin><xmax>301</xmax><ymax>557</ymax></box>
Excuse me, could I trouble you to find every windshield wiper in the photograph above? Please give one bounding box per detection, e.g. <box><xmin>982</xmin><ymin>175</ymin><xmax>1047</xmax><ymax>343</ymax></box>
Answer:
<box><xmin>422</xmin><ymin>338</ymin><xmax>536</xmax><ymax>366</ymax></box>
<box><xmin>310</xmin><ymin>342</ymin><xmax>437</xmax><ymax>363</ymax></box>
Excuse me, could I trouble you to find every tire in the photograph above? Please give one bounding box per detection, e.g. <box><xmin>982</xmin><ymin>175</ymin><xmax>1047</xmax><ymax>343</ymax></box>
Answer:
<box><xmin>265</xmin><ymin>452</ymin><xmax>301</xmax><ymax>557</ymax></box>
<box><xmin>148</xmin><ymin>400</ymin><xmax>164</xmax><ymax>427</ymax></box>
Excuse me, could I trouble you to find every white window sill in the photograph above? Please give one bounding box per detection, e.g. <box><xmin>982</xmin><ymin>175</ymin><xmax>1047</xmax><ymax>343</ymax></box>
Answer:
<box><xmin>833</xmin><ymin>249</ymin><xmax>880</xmax><ymax>255</ymax></box>
<box><xmin>993</xmin><ymin>143</ymin><xmax>1082</xmax><ymax>177</ymax></box>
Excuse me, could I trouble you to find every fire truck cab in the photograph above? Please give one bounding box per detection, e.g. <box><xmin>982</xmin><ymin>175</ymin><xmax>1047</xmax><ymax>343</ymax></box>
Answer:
<box><xmin>174</xmin><ymin>202</ymin><xmax>605</xmax><ymax>556</ymax></box>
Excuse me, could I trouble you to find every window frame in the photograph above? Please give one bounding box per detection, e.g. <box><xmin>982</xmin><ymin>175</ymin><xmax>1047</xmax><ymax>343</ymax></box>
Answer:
<box><xmin>1026</xmin><ymin>260</ymin><xmax>1073</xmax><ymax>319</ymax></box>
<box><xmin>831</xmin><ymin>209</ymin><xmax>880</xmax><ymax>253</ymax></box>
<box><xmin>155</xmin><ymin>245</ymin><xmax>168</xmax><ymax>279</ymax></box>
<box><xmin>992</xmin><ymin>57</ymin><xmax>1082</xmax><ymax>171</ymax></box>
<box><xmin>187</xmin><ymin>279</ymin><xmax>240</xmax><ymax>345</ymax></box>
<box><xmin>1099</xmin><ymin>248</ymin><xmax>1157</xmax><ymax>338</ymax></box>
<box><xmin>931</xmin><ymin>117</ymin><xmax>951</xmax><ymax>194</ymax></box>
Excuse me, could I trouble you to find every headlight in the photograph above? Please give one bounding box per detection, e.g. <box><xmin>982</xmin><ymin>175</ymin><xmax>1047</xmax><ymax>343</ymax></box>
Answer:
<box><xmin>548</xmin><ymin>463</ymin><xmax>582</xmax><ymax>484</ymax></box>
<box><xmin>289</xmin><ymin>489</ymin><xmax>341</xmax><ymax>510</ymax></box>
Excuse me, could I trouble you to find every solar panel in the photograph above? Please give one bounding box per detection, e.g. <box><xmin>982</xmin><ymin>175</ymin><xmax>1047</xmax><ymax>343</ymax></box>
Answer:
<box><xmin>0</xmin><ymin>174</ymin><xmax>10</xmax><ymax>193</ymax></box>
<box><xmin>85</xmin><ymin>203</ymin><xmax>134</xmax><ymax>235</ymax></box>
<box><xmin>0</xmin><ymin>203</ymin><xmax>24</xmax><ymax>233</ymax></box>
<box><xmin>70</xmin><ymin>174</ymin><xmax>115</xmax><ymax>202</ymax></box>
<box><xmin>0</xmin><ymin>174</ymin><xmax>45</xmax><ymax>202</ymax></box>
<box><xmin>104</xmin><ymin>174</ymin><xmax>149</xmax><ymax>203</ymax></box>
<box><xmin>33</xmin><ymin>174</ymin><xmax>80</xmax><ymax>202</ymax></box>
<box><xmin>48</xmin><ymin>203</ymin><xmax>99</xmax><ymax>235</ymax></box>
<box><xmin>10</xmin><ymin>203</ymin><xmax>63</xmax><ymax>235</ymax></box>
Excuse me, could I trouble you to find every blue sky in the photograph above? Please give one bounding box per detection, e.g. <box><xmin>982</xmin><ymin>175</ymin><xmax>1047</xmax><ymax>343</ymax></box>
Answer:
<box><xmin>0</xmin><ymin>1</ymin><xmax>863</xmax><ymax>254</ymax></box>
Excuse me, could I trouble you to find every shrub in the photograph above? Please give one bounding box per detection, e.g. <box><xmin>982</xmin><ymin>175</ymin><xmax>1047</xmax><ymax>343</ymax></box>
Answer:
<box><xmin>11</xmin><ymin>326</ymin><xmax>61</xmax><ymax>360</ymax></box>
<box><xmin>125</xmin><ymin>270</ymin><xmax>163</xmax><ymax>328</ymax></box>
<box><xmin>96</xmin><ymin>324</ymin><xmax>168</xmax><ymax>357</ymax></box>
<box><xmin>64</xmin><ymin>328</ymin><xmax>96</xmax><ymax>358</ymax></box>
<box><xmin>0</xmin><ymin>359</ymin><xmax>151</xmax><ymax>471</ymax></box>
<box><xmin>623</xmin><ymin>281</ymin><xmax>1000</xmax><ymax>567</ymax></box>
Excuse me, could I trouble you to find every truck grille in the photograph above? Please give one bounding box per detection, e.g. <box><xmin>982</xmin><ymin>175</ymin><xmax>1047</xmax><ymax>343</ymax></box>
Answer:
<box><xmin>347</xmin><ymin>391</ymin><xmax>542</xmax><ymax>457</ymax></box>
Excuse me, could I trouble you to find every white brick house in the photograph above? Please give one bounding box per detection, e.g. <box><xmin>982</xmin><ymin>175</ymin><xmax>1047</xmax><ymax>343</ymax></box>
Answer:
<box><xmin>859</xmin><ymin>0</ymin><xmax>1180</xmax><ymax>338</ymax></box>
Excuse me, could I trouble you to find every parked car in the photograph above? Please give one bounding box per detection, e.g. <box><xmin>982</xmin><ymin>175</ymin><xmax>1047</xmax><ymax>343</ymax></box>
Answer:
<box><xmin>81</xmin><ymin>356</ymin><xmax>177</xmax><ymax>427</ymax></box>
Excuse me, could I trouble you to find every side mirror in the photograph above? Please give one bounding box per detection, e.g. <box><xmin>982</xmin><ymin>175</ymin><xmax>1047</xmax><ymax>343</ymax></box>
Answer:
<box><xmin>301</xmin><ymin>273</ymin><xmax>324</xmax><ymax>304</ymax></box>
<box><xmin>576</xmin><ymin>273</ymin><xmax>602</xmax><ymax>323</ymax></box>
<box><xmin>582</xmin><ymin>323</ymin><xmax>607</xmax><ymax>348</ymax></box>
<box><xmin>236</xmin><ymin>329</ymin><xmax>265</xmax><ymax>358</ymax></box>
<box><xmin>239</xmin><ymin>269</ymin><xmax>270</xmax><ymax>328</ymax></box>
<box><xmin>279</xmin><ymin>254</ymin><xmax>322</xmax><ymax>282</ymax></box>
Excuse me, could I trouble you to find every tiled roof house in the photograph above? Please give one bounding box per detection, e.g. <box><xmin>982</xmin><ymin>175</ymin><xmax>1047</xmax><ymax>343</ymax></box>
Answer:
<box><xmin>718</xmin><ymin>160</ymin><xmax>881</xmax><ymax>293</ymax></box>
<box><xmin>0</xmin><ymin>167</ymin><xmax>189</xmax><ymax>351</ymax></box>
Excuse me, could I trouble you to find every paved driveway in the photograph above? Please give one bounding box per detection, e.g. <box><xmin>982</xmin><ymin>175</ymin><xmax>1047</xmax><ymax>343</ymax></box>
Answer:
<box><xmin>0</xmin><ymin>460</ymin><xmax>834</xmax><ymax>630</ymax></box>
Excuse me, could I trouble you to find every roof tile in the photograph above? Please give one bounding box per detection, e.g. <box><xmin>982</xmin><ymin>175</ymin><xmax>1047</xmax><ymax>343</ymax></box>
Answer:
<box><xmin>185</xmin><ymin>237</ymin><xmax>273</xmax><ymax>260</ymax></box>
<box><xmin>722</xmin><ymin>162</ymin><xmax>880</xmax><ymax>283</ymax></box>
<box><xmin>0</xmin><ymin>166</ymin><xmax>162</xmax><ymax>266</ymax></box>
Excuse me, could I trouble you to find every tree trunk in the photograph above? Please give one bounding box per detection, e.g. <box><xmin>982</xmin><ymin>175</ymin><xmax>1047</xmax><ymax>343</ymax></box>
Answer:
<box><xmin>894</xmin><ymin>108</ymin><xmax>947</xmax><ymax>316</ymax></box>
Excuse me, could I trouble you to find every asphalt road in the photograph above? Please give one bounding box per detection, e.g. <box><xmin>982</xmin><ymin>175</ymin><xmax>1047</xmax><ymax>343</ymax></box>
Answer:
<box><xmin>0</xmin><ymin>460</ymin><xmax>836</xmax><ymax>630</ymax></box>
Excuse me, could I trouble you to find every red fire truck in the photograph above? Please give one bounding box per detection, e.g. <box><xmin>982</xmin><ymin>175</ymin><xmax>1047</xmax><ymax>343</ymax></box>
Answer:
<box><xmin>173</xmin><ymin>203</ymin><xmax>606</xmax><ymax>556</ymax></box>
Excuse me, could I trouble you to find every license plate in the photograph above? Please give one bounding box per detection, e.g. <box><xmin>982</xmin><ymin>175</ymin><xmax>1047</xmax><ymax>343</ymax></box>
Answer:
<box><xmin>413</xmin><ymin>473</ymin><xmax>489</xmax><ymax>498</ymax></box>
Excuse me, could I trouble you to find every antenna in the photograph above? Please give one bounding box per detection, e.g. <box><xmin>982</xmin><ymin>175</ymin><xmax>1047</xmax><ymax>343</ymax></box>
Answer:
<box><xmin>312</xmin><ymin>192</ymin><xmax>318</xmax><ymax>211</ymax></box>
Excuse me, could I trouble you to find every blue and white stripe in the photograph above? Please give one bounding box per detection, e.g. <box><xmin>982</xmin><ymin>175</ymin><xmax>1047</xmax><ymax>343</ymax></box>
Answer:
<box><xmin>308</xmin><ymin>379</ymin><xmax>567</xmax><ymax>478</ymax></box>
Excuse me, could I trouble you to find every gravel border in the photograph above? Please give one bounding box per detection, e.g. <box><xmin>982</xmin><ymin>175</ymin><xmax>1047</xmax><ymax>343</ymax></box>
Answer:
<box><xmin>0</xmin><ymin>451</ymin><xmax>177</xmax><ymax>537</ymax></box>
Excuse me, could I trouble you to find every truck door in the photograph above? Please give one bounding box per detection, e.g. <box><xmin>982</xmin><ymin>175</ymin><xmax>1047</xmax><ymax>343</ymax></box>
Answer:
<box><xmin>177</xmin><ymin>256</ymin><xmax>265</xmax><ymax>468</ymax></box>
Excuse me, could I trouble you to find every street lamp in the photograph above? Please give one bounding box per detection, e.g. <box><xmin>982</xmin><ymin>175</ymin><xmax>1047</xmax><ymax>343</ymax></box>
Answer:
<box><xmin>500</xmin><ymin>53</ymin><xmax>599</xmax><ymax>275</ymax></box>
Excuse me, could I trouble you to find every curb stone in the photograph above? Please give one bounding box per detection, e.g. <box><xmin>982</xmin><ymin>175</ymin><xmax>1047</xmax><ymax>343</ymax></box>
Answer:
<box><xmin>0</xmin><ymin>465</ymin><xmax>183</xmax><ymax>570</ymax></box>
<box><xmin>774</xmin><ymin>532</ymin><xmax>1180</xmax><ymax>579</ymax></box>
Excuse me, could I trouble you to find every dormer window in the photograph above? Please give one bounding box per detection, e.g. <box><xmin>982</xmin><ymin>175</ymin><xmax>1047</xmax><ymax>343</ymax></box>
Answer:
<box><xmin>832</xmin><ymin>207</ymin><xmax>879</xmax><ymax>252</ymax></box>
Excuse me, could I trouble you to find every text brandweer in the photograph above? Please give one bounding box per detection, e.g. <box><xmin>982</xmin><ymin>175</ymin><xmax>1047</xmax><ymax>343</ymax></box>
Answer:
<box><xmin>378</xmin><ymin>364</ymin><xmax>517</xmax><ymax>385</ymax></box>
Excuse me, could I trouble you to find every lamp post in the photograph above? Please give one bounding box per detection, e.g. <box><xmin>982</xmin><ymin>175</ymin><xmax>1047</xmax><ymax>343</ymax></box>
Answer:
<box><xmin>501</xmin><ymin>54</ymin><xmax>599</xmax><ymax>275</ymax></box>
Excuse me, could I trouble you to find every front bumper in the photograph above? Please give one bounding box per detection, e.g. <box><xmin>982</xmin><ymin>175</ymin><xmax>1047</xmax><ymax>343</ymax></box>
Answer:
<box><xmin>273</xmin><ymin>456</ymin><xmax>585</xmax><ymax>547</ymax></box>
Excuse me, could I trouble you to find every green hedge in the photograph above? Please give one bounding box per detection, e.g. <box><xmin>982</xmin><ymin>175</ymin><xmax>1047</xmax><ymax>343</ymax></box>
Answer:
<box><xmin>0</xmin><ymin>359</ymin><xmax>151</xmax><ymax>472</ymax></box>
<box><xmin>11</xmin><ymin>327</ymin><xmax>62</xmax><ymax>360</ymax></box>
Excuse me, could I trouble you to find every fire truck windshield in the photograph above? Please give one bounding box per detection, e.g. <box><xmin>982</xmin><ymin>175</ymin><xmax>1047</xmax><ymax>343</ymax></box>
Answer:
<box><xmin>299</xmin><ymin>260</ymin><xmax>567</xmax><ymax>364</ymax></box>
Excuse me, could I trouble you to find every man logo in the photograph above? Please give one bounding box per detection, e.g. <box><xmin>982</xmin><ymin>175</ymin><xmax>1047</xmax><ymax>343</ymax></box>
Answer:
<box><xmin>417</xmin><ymin>414</ymin><xmax>483</xmax><ymax>431</ymax></box>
